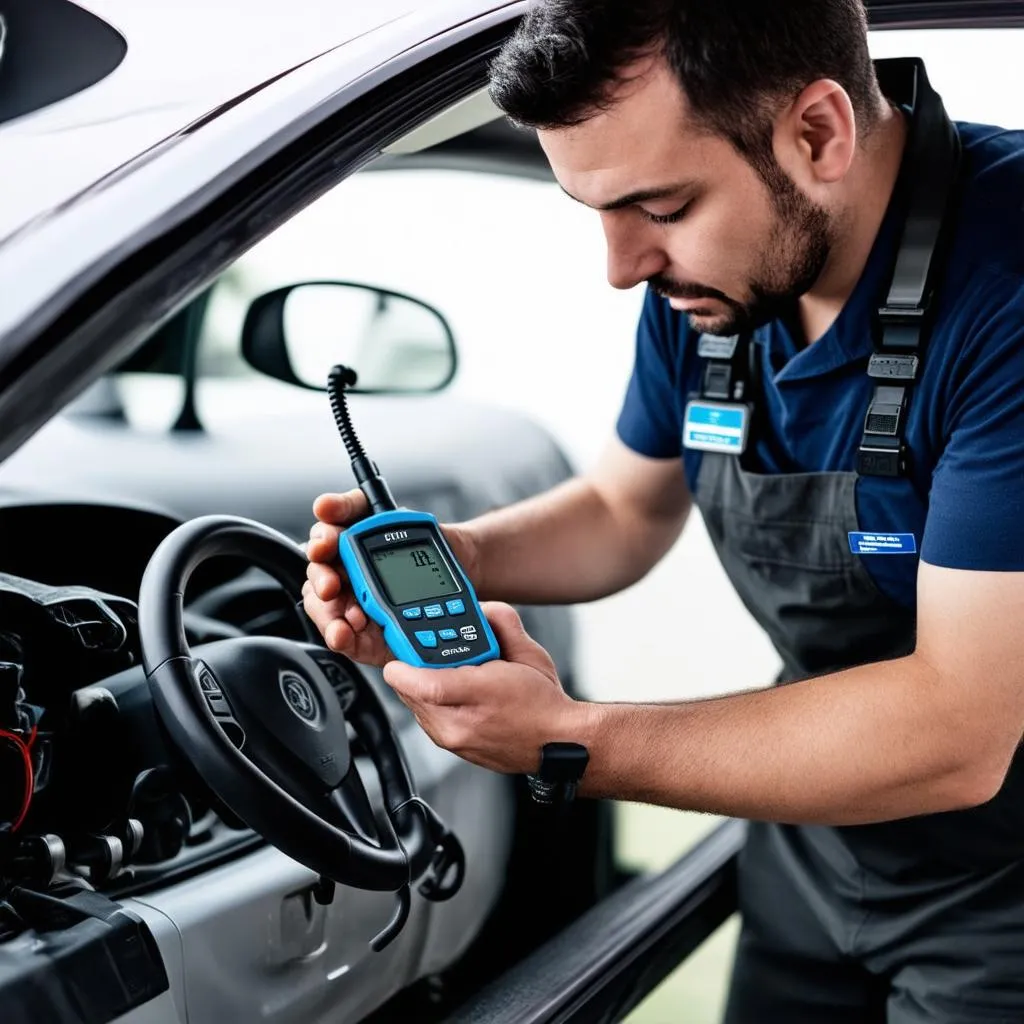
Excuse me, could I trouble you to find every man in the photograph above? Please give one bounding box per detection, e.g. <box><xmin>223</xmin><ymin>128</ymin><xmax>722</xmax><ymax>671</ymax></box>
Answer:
<box><xmin>304</xmin><ymin>2</ymin><xmax>1024</xmax><ymax>1020</ymax></box>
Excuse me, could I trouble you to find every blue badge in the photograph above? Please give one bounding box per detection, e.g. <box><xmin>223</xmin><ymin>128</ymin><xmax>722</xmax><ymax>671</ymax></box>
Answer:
<box><xmin>848</xmin><ymin>532</ymin><xmax>917</xmax><ymax>556</ymax></box>
<box><xmin>683</xmin><ymin>401</ymin><xmax>749</xmax><ymax>455</ymax></box>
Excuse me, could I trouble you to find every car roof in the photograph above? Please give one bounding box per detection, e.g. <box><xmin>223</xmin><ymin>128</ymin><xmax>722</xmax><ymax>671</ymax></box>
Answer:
<box><xmin>3</xmin><ymin>0</ymin><xmax>1012</xmax><ymax>253</ymax></box>
<box><xmin>0</xmin><ymin>0</ymin><xmax>513</xmax><ymax>246</ymax></box>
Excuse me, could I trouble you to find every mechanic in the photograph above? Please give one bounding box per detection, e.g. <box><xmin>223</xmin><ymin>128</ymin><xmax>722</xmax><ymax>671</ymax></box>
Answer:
<box><xmin>303</xmin><ymin>2</ymin><xmax>1024</xmax><ymax>1021</ymax></box>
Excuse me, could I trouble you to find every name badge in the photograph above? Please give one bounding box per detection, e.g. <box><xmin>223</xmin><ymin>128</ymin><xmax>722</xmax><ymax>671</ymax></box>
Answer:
<box><xmin>683</xmin><ymin>401</ymin><xmax>749</xmax><ymax>455</ymax></box>
<box><xmin>848</xmin><ymin>532</ymin><xmax>917</xmax><ymax>555</ymax></box>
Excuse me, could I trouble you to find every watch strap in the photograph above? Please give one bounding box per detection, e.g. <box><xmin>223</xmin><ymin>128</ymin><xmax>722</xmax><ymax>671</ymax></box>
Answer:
<box><xmin>526</xmin><ymin>741</ymin><xmax>589</xmax><ymax>805</ymax></box>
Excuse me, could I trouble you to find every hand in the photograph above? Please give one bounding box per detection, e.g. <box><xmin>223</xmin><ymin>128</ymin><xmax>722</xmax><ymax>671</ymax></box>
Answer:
<box><xmin>382</xmin><ymin>603</ymin><xmax>584</xmax><ymax>775</ymax></box>
<box><xmin>303</xmin><ymin>491</ymin><xmax>479</xmax><ymax>668</ymax></box>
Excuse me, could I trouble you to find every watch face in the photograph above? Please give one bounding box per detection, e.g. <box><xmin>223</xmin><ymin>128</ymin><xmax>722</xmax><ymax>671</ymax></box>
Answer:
<box><xmin>539</xmin><ymin>742</ymin><xmax>589</xmax><ymax>784</ymax></box>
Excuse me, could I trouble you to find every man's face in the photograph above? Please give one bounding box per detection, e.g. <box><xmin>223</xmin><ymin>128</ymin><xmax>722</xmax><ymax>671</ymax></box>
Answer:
<box><xmin>538</xmin><ymin>60</ymin><xmax>833</xmax><ymax>337</ymax></box>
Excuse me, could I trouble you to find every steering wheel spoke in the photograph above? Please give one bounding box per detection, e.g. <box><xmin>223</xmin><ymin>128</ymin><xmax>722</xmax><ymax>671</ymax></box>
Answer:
<box><xmin>329</xmin><ymin>764</ymin><xmax>381</xmax><ymax>846</ymax></box>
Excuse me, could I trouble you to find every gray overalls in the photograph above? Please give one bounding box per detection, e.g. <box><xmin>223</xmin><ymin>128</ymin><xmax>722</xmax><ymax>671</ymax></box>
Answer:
<box><xmin>703</xmin><ymin>445</ymin><xmax>1024</xmax><ymax>1023</ymax></box>
<box><xmin>698</xmin><ymin>59</ymin><xmax>1024</xmax><ymax>1024</ymax></box>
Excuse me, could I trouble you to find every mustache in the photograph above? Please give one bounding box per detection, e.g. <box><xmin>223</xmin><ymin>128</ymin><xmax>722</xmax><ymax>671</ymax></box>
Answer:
<box><xmin>647</xmin><ymin>274</ymin><xmax>737</xmax><ymax>308</ymax></box>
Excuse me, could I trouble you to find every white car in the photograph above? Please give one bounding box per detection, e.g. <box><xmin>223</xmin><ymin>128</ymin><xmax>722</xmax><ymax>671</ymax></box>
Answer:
<box><xmin>0</xmin><ymin>3</ymin><xmax>1020</xmax><ymax>1023</ymax></box>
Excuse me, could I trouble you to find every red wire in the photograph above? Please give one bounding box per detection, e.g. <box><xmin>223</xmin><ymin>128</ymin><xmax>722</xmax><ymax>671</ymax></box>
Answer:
<box><xmin>0</xmin><ymin>728</ymin><xmax>34</xmax><ymax>832</ymax></box>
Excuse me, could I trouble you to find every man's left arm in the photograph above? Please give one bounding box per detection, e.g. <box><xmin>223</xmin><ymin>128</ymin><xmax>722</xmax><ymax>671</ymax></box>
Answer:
<box><xmin>382</xmin><ymin>569</ymin><xmax>1024</xmax><ymax>825</ymax></box>
<box><xmin>380</xmin><ymin>277</ymin><xmax>1024</xmax><ymax>825</ymax></box>
<box><xmin>571</xmin><ymin>562</ymin><xmax>1024</xmax><ymax>823</ymax></box>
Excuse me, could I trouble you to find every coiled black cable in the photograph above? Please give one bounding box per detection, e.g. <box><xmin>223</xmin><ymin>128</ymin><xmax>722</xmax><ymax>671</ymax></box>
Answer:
<box><xmin>326</xmin><ymin>365</ymin><xmax>397</xmax><ymax>515</ymax></box>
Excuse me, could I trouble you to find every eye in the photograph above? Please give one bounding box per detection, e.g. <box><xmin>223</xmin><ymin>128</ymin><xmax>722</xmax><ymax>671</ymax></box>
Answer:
<box><xmin>642</xmin><ymin>203</ymin><xmax>690</xmax><ymax>226</ymax></box>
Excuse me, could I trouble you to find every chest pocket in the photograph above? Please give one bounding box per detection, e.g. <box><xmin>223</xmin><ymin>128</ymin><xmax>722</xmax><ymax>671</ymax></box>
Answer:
<box><xmin>695</xmin><ymin>454</ymin><xmax>916</xmax><ymax>682</ymax></box>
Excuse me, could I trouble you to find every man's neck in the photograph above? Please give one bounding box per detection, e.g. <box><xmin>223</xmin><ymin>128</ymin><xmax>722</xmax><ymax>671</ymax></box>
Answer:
<box><xmin>798</xmin><ymin>104</ymin><xmax>908</xmax><ymax>344</ymax></box>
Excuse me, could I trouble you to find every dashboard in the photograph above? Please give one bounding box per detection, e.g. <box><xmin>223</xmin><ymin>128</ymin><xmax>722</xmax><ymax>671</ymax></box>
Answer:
<box><xmin>0</xmin><ymin>496</ymin><xmax>519</xmax><ymax>1024</ymax></box>
<box><xmin>0</xmin><ymin>497</ymin><xmax>314</xmax><ymax>900</ymax></box>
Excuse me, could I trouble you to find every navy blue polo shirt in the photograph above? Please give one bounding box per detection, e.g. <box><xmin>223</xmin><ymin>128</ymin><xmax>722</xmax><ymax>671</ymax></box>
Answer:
<box><xmin>617</xmin><ymin>121</ymin><xmax>1024</xmax><ymax>608</ymax></box>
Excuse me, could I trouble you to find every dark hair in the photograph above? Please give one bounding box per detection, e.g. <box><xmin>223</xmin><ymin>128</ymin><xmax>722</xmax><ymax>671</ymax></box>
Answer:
<box><xmin>489</xmin><ymin>0</ymin><xmax>881</xmax><ymax>182</ymax></box>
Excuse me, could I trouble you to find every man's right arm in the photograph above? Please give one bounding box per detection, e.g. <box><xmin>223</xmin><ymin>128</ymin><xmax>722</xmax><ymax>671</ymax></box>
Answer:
<box><xmin>303</xmin><ymin>436</ymin><xmax>690</xmax><ymax>661</ymax></box>
<box><xmin>305</xmin><ymin>287</ymin><xmax>691</xmax><ymax>659</ymax></box>
<box><xmin>463</xmin><ymin>434</ymin><xmax>691</xmax><ymax>605</ymax></box>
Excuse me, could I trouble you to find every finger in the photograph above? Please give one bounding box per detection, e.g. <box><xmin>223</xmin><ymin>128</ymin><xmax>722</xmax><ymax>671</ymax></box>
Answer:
<box><xmin>344</xmin><ymin>601</ymin><xmax>369</xmax><ymax>632</ymax></box>
<box><xmin>323</xmin><ymin>617</ymin><xmax>358</xmax><ymax>654</ymax></box>
<box><xmin>313</xmin><ymin>490</ymin><xmax>369</xmax><ymax>527</ymax></box>
<box><xmin>306</xmin><ymin>560</ymin><xmax>345</xmax><ymax>602</ymax></box>
<box><xmin>307</xmin><ymin>524</ymin><xmax>341</xmax><ymax>565</ymax></box>
<box><xmin>481</xmin><ymin>602</ymin><xmax>555</xmax><ymax>674</ymax></box>
<box><xmin>302</xmin><ymin>582</ymin><xmax>354</xmax><ymax>650</ymax></box>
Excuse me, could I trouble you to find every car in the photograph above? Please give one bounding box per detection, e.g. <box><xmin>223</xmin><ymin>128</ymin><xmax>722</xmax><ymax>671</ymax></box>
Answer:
<box><xmin>0</xmin><ymin>4</ymin><xmax>616</xmax><ymax>1023</ymax></box>
<box><xmin>0</xmin><ymin>2</ymin><xmax>1021</xmax><ymax>1024</ymax></box>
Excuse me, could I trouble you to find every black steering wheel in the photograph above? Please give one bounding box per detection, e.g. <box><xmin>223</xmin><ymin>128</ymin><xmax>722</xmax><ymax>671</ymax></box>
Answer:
<box><xmin>138</xmin><ymin>515</ymin><xmax>464</xmax><ymax>950</ymax></box>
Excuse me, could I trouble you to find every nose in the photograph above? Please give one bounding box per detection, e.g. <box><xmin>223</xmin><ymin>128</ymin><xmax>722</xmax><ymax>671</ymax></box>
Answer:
<box><xmin>601</xmin><ymin>212</ymin><xmax>669</xmax><ymax>291</ymax></box>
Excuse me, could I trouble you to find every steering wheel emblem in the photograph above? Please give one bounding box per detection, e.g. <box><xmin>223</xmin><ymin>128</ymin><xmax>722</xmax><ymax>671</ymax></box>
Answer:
<box><xmin>280</xmin><ymin>671</ymin><xmax>319</xmax><ymax>725</ymax></box>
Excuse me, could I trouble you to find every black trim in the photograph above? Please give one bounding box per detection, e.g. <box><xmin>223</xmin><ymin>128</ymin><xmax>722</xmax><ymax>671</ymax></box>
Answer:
<box><xmin>0</xmin><ymin>886</ymin><xmax>169</xmax><ymax>1024</ymax></box>
<box><xmin>867</xmin><ymin>0</ymin><xmax>1024</xmax><ymax>27</ymax></box>
<box><xmin>0</xmin><ymin>0</ymin><xmax>127</xmax><ymax>126</ymax></box>
<box><xmin>443</xmin><ymin>819</ymin><xmax>744</xmax><ymax>1024</ymax></box>
<box><xmin>0</xmin><ymin>21</ymin><xmax>517</xmax><ymax>464</ymax></box>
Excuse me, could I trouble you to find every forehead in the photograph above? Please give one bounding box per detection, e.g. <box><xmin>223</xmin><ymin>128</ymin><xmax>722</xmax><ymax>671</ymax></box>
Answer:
<box><xmin>537</xmin><ymin>59</ymin><xmax>724</xmax><ymax>204</ymax></box>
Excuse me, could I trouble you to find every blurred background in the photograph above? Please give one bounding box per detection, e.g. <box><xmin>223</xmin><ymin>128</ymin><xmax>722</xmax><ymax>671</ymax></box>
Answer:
<box><xmin>106</xmin><ymin>24</ymin><xmax>1022</xmax><ymax>1021</ymax></box>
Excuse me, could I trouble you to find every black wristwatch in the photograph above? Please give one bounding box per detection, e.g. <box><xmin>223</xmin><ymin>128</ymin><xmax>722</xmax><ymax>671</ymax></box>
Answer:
<box><xmin>526</xmin><ymin>742</ymin><xmax>590</xmax><ymax>805</ymax></box>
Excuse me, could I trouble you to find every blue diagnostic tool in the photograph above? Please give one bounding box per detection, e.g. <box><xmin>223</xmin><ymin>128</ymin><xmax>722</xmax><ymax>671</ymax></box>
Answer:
<box><xmin>327</xmin><ymin>366</ymin><xmax>499</xmax><ymax>669</ymax></box>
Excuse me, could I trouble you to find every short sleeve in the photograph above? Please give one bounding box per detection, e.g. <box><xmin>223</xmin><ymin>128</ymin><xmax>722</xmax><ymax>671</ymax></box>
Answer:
<box><xmin>615</xmin><ymin>288</ymin><xmax>687</xmax><ymax>459</ymax></box>
<box><xmin>921</xmin><ymin>275</ymin><xmax>1024</xmax><ymax>571</ymax></box>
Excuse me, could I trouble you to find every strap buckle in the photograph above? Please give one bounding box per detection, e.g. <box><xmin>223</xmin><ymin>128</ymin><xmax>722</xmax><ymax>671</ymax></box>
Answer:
<box><xmin>867</xmin><ymin>353</ymin><xmax>920</xmax><ymax>382</ymax></box>
<box><xmin>858</xmin><ymin>385</ymin><xmax>910</xmax><ymax>477</ymax></box>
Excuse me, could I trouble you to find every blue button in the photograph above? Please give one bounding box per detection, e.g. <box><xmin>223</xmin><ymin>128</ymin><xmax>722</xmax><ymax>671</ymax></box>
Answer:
<box><xmin>414</xmin><ymin>630</ymin><xmax>438</xmax><ymax>649</ymax></box>
<box><xmin>402</xmin><ymin>607</ymin><xmax>422</xmax><ymax>620</ymax></box>
<box><xmin>446</xmin><ymin>599</ymin><xmax>466</xmax><ymax>616</ymax></box>
<box><xmin>438</xmin><ymin>629</ymin><xmax>458</xmax><ymax>641</ymax></box>
<box><xmin>424</xmin><ymin>604</ymin><xmax>444</xmax><ymax>619</ymax></box>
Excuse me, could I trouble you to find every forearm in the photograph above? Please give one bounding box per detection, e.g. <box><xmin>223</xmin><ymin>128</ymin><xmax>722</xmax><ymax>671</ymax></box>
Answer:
<box><xmin>455</xmin><ymin>475</ymin><xmax>687</xmax><ymax>605</ymax></box>
<box><xmin>571</xmin><ymin>653</ymin><xmax>1006</xmax><ymax>825</ymax></box>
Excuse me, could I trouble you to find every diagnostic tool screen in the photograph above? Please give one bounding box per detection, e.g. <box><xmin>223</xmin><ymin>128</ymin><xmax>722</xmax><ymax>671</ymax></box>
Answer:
<box><xmin>371</xmin><ymin>538</ymin><xmax>461</xmax><ymax>606</ymax></box>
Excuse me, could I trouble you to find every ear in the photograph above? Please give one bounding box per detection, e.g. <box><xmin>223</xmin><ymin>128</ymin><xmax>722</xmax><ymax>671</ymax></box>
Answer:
<box><xmin>776</xmin><ymin>79</ymin><xmax>856</xmax><ymax>185</ymax></box>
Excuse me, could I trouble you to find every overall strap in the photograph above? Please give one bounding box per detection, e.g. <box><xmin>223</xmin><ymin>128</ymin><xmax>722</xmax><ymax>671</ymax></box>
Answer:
<box><xmin>857</xmin><ymin>57</ymin><xmax>963</xmax><ymax>478</ymax></box>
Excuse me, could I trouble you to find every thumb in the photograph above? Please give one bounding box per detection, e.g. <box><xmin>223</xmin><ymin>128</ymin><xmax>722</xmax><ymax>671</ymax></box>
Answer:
<box><xmin>313</xmin><ymin>489</ymin><xmax>369</xmax><ymax>526</ymax></box>
<box><xmin>482</xmin><ymin>602</ymin><xmax>555</xmax><ymax>676</ymax></box>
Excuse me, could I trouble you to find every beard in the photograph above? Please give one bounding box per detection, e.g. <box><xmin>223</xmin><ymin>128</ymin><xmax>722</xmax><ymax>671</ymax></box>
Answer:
<box><xmin>649</xmin><ymin>172</ymin><xmax>832</xmax><ymax>338</ymax></box>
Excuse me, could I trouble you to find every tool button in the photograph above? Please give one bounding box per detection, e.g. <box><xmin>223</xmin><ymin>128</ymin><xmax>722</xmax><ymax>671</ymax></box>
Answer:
<box><xmin>459</xmin><ymin>625</ymin><xmax>478</xmax><ymax>641</ymax></box>
<box><xmin>402</xmin><ymin>607</ymin><xmax>423</xmax><ymax>620</ymax></box>
<box><xmin>424</xmin><ymin>604</ymin><xmax>444</xmax><ymax>619</ymax></box>
<box><xmin>415</xmin><ymin>630</ymin><xmax>438</xmax><ymax>649</ymax></box>
<box><xmin>438</xmin><ymin>629</ymin><xmax>458</xmax><ymax>641</ymax></box>
<box><xmin>446</xmin><ymin>599</ymin><xmax>466</xmax><ymax>616</ymax></box>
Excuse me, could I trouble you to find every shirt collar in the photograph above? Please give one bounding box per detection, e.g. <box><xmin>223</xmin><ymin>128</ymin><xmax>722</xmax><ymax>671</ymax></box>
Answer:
<box><xmin>759</xmin><ymin>159</ymin><xmax>912</xmax><ymax>385</ymax></box>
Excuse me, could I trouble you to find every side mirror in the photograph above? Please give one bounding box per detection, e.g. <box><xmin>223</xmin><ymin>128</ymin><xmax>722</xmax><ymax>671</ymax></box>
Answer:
<box><xmin>241</xmin><ymin>281</ymin><xmax>457</xmax><ymax>393</ymax></box>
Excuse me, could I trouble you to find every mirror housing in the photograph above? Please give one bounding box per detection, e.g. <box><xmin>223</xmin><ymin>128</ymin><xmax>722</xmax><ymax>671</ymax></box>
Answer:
<box><xmin>241</xmin><ymin>281</ymin><xmax>457</xmax><ymax>394</ymax></box>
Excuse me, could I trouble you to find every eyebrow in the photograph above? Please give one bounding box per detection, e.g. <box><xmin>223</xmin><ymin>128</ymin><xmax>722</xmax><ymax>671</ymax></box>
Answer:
<box><xmin>559</xmin><ymin>181</ymin><xmax>696</xmax><ymax>212</ymax></box>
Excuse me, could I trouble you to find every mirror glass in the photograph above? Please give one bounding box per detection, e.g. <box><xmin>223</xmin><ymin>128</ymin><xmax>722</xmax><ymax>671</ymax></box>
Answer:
<box><xmin>281</xmin><ymin>283</ymin><xmax>454</xmax><ymax>392</ymax></box>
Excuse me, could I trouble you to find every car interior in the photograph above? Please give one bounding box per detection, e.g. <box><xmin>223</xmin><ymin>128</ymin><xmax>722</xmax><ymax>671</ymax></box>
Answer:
<box><xmin>0</xmin><ymin>73</ymin><xmax>632</xmax><ymax>1024</ymax></box>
